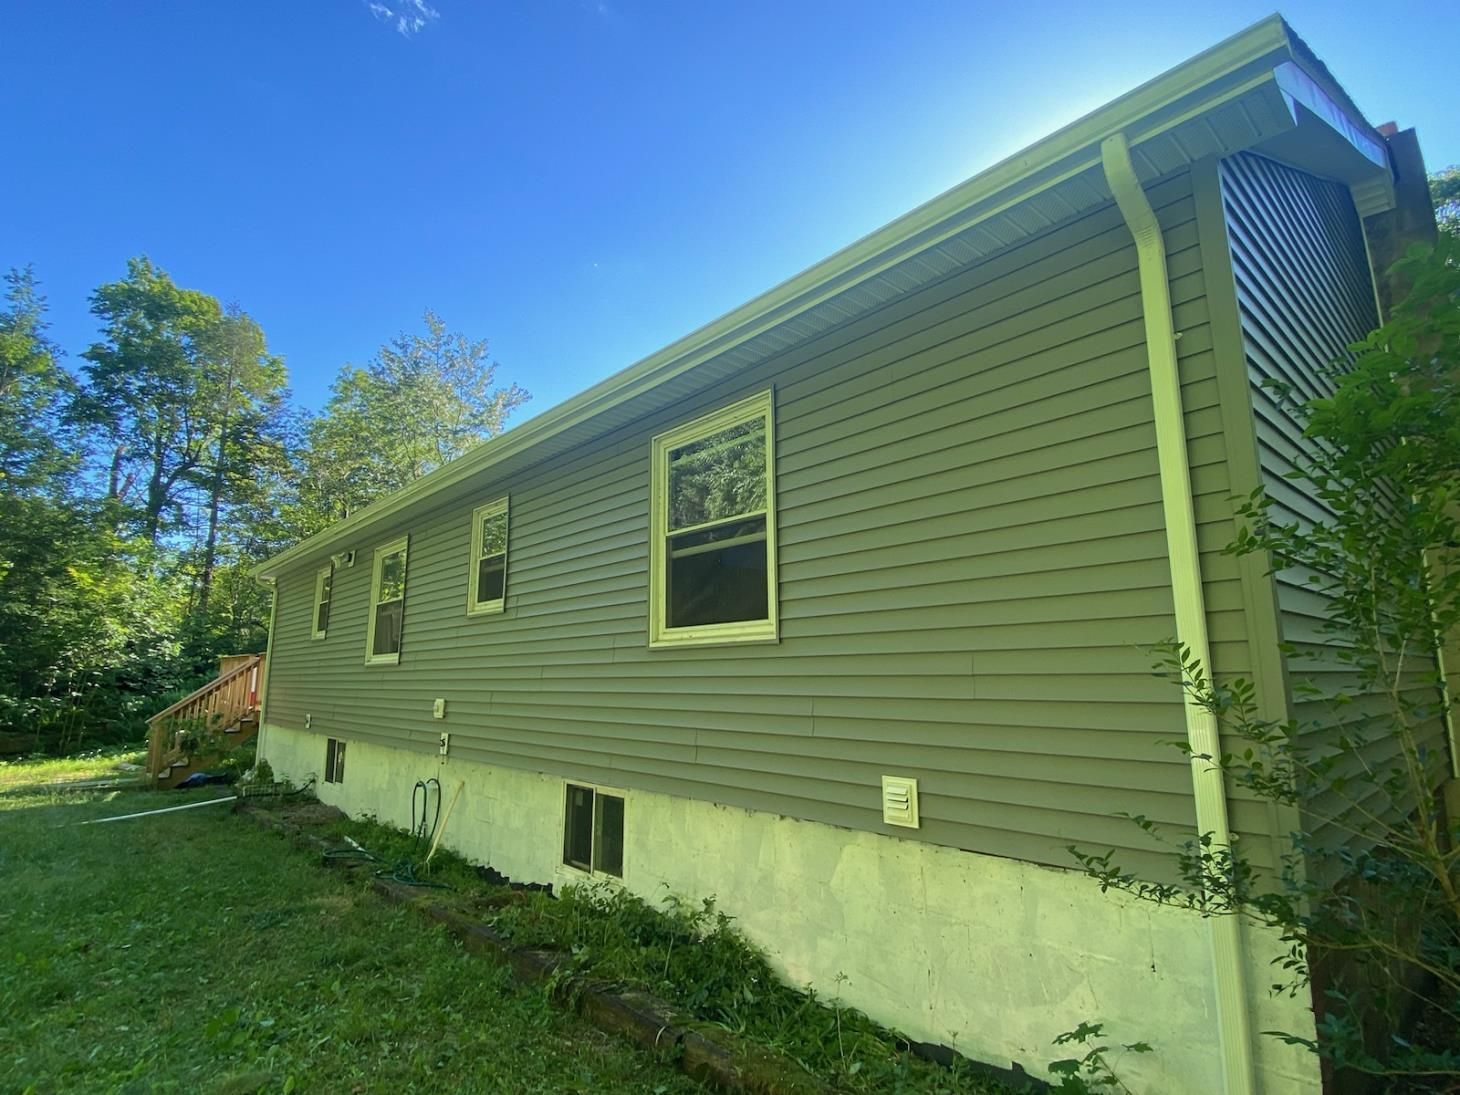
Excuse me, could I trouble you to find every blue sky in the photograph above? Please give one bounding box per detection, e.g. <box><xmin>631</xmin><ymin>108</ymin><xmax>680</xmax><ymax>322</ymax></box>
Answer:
<box><xmin>3</xmin><ymin>1</ymin><xmax>1455</xmax><ymax>420</ymax></box>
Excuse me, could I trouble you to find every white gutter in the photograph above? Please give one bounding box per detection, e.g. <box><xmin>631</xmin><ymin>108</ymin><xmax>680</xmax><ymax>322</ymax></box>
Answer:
<box><xmin>1101</xmin><ymin>132</ymin><xmax>1256</xmax><ymax>1094</ymax></box>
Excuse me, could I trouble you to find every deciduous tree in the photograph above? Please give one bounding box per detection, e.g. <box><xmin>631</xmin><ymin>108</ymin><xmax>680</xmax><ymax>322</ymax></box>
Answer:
<box><xmin>292</xmin><ymin>310</ymin><xmax>529</xmax><ymax>531</ymax></box>
<box><xmin>76</xmin><ymin>257</ymin><xmax>224</xmax><ymax>543</ymax></box>
<box><xmin>0</xmin><ymin>266</ymin><xmax>75</xmax><ymax>496</ymax></box>
<box><xmin>1432</xmin><ymin>165</ymin><xmax>1459</xmax><ymax>237</ymax></box>
<box><xmin>189</xmin><ymin>305</ymin><xmax>288</xmax><ymax>618</ymax></box>
<box><xmin>1071</xmin><ymin>240</ymin><xmax>1460</xmax><ymax>1084</ymax></box>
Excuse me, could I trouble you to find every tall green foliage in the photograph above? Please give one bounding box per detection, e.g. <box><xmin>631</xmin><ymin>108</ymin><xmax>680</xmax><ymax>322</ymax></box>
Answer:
<box><xmin>174</xmin><ymin>307</ymin><xmax>291</xmax><ymax>664</ymax></box>
<box><xmin>77</xmin><ymin>258</ymin><xmax>227</xmax><ymax>544</ymax></box>
<box><xmin>1071</xmin><ymin>240</ymin><xmax>1460</xmax><ymax>1084</ymax></box>
<box><xmin>0</xmin><ymin>270</ymin><xmax>191</xmax><ymax>751</ymax></box>
<box><xmin>0</xmin><ymin>267</ymin><xmax>75</xmax><ymax>496</ymax></box>
<box><xmin>190</xmin><ymin>307</ymin><xmax>289</xmax><ymax>613</ymax></box>
<box><xmin>289</xmin><ymin>309</ymin><xmax>528</xmax><ymax>534</ymax></box>
<box><xmin>0</xmin><ymin>259</ymin><xmax>530</xmax><ymax>755</ymax></box>
<box><xmin>1433</xmin><ymin>166</ymin><xmax>1459</xmax><ymax>238</ymax></box>
<box><xmin>75</xmin><ymin>260</ymin><xmax>294</xmax><ymax>671</ymax></box>
<box><xmin>0</xmin><ymin>524</ymin><xmax>192</xmax><ymax>754</ymax></box>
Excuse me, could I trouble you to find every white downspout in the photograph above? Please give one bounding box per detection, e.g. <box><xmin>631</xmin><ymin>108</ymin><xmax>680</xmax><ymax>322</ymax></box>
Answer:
<box><xmin>1101</xmin><ymin>133</ymin><xmax>1257</xmax><ymax>1095</ymax></box>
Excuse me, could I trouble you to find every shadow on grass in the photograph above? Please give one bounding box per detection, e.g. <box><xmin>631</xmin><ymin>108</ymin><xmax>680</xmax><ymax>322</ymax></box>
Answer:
<box><xmin>0</xmin><ymin>784</ymin><xmax>705</xmax><ymax>1095</ymax></box>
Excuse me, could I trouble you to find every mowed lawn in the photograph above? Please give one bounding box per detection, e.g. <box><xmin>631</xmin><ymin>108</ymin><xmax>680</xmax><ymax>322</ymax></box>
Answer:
<box><xmin>0</xmin><ymin>748</ymin><xmax>145</xmax><ymax>792</ymax></box>
<box><xmin>0</xmin><ymin>772</ymin><xmax>703</xmax><ymax>1094</ymax></box>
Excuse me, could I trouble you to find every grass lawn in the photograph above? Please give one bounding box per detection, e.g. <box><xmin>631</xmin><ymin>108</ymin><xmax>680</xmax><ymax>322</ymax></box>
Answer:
<box><xmin>0</xmin><ymin>747</ymin><xmax>147</xmax><ymax>792</ymax></box>
<box><xmin>277</xmin><ymin>808</ymin><xmax>1017</xmax><ymax>1095</ymax></box>
<box><xmin>0</xmin><ymin>772</ymin><xmax>704</xmax><ymax>1094</ymax></box>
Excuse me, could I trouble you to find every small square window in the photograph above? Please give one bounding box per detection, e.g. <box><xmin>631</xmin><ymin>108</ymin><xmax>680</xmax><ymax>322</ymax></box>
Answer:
<box><xmin>324</xmin><ymin>738</ymin><xmax>346</xmax><ymax>784</ymax></box>
<box><xmin>562</xmin><ymin>783</ymin><xmax>624</xmax><ymax>878</ymax></box>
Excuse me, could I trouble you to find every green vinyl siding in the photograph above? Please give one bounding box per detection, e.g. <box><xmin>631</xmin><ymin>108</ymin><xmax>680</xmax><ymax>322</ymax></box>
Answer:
<box><xmin>1219</xmin><ymin>151</ymin><xmax>1447</xmax><ymax>856</ymax></box>
<box><xmin>267</xmin><ymin>167</ymin><xmax>1263</xmax><ymax>877</ymax></box>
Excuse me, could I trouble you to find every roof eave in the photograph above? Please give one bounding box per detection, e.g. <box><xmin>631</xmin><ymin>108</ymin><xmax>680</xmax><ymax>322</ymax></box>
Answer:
<box><xmin>254</xmin><ymin>14</ymin><xmax>1301</xmax><ymax>582</ymax></box>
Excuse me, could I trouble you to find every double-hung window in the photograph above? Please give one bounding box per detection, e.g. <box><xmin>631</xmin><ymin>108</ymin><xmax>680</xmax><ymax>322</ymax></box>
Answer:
<box><xmin>366</xmin><ymin>536</ymin><xmax>409</xmax><ymax>665</ymax></box>
<box><xmin>312</xmin><ymin>565</ymin><xmax>333</xmax><ymax>640</ymax></box>
<box><xmin>649</xmin><ymin>390</ymin><xmax>777</xmax><ymax>647</ymax></box>
<box><xmin>467</xmin><ymin>498</ymin><xmax>509</xmax><ymax>615</ymax></box>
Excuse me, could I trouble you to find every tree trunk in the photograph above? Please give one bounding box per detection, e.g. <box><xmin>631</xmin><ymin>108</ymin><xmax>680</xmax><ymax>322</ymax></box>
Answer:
<box><xmin>197</xmin><ymin>359</ymin><xmax>237</xmax><ymax>619</ymax></box>
<box><xmin>106</xmin><ymin>443</ymin><xmax>126</xmax><ymax>499</ymax></box>
<box><xmin>198</xmin><ymin>441</ymin><xmax>225</xmax><ymax>616</ymax></box>
<box><xmin>145</xmin><ymin>429</ymin><xmax>166</xmax><ymax>544</ymax></box>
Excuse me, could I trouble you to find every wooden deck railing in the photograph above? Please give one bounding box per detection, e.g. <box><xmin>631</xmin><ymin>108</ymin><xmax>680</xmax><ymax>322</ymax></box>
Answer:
<box><xmin>145</xmin><ymin>654</ymin><xmax>264</xmax><ymax>780</ymax></box>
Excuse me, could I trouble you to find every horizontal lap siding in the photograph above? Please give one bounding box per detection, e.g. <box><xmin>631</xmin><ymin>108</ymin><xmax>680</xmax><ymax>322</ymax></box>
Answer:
<box><xmin>268</xmin><ymin>168</ymin><xmax>1252</xmax><ymax>874</ymax></box>
<box><xmin>1220</xmin><ymin>152</ymin><xmax>1446</xmax><ymax>857</ymax></box>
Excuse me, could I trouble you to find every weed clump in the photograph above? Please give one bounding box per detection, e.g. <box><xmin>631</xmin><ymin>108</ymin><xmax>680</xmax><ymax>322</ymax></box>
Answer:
<box><xmin>487</xmin><ymin>882</ymin><xmax>1013</xmax><ymax>1093</ymax></box>
<box><xmin>309</xmin><ymin>812</ymin><xmax>1021</xmax><ymax>1091</ymax></box>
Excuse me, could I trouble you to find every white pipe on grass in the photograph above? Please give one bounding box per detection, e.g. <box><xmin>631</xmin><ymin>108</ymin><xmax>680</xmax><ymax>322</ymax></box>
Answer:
<box><xmin>75</xmin><ymin>795</ymin><xmax>237</xmax><ymax>825</ymax></box>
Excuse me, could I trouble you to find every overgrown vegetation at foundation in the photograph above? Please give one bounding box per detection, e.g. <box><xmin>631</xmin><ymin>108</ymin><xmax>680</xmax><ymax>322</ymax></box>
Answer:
<box><xmin>489</xmin><ymin>883</ymin><xmax>1019</xmax><ymax>1093</ymax></box>
<box><xmin>1072</xmin><ymin>241</ymin><xmax>1460</xmax><ymax>1087</ymax></box>
<box><xmin>1046</xmin><ymin>1021</ymin><xmax>1151</xmax><ymax>1094</ymax></box>
<box><xmin>311</xmin><ymin>806</ymin><xmax>1023</xmax><ymax>1094</ymax></box>
<box><xmin>0</xmin><ymin>766</ymin><xmax>702</xmax><ymax>1094</ymax></box>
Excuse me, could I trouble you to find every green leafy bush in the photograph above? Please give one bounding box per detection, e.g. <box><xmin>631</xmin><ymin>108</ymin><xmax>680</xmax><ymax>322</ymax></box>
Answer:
<box><xmin>486</xmin><ymin>880</ymin><xmax>1012</xmax><ymax>1093</ymax></box>
<box><xmin>1071</xmin><ymin>240</ymin><xmax>1460</xmax><ymax>1086</ymax></box>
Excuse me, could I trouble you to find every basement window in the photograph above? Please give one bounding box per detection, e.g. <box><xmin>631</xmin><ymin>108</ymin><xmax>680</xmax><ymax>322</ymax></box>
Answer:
<box><xmin>312</xmin><ymin>564</ymin><xmax>333</xmax><ymax>640</ymax></box>
<box><xmin>467</xmin><ymin>498</ymin><xmax>509</xmax><ymax>615</ymax></box>
<box><xmin>562</xmin><ymin>783</ymin><xmax>624</xmax><ymax>878</ymax></box>
<box><xmin>648</xmin><ymin>391</ymin><xmax>777</xmax><ymax>648</ymax></box>
<box><xmin>324</xmin><ymin>738</ymin><xmax>346</xmax><ymax>784</ymax></box>
<box><xmin>366</xmin><ymin>535</ymin><xmax>408</xmax><ymax>665</ymax></box>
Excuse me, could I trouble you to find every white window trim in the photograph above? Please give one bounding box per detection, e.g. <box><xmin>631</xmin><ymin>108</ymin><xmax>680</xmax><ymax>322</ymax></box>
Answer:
<box><xmin>311</xmin><ymin>564</ymin><xmax>333</xmax><ymax>640</ymax></box>
<box><xmin>365</xmin><ymin>534</ymin><xmax>409</xmax><ymax>666</ymax></box>
<box><xmin>647</xmin><ymin>390</ymin><xmax>778</xmax><ymax>649</ymax></box>
<box><xmin>558</xmin><ymin>779</ymin><xmax>627</xmax><ymax>881</ymax></box>
<box><xmin>466</xmin><ymin>496</ymin><xmax>509</xmax><ymax>617</ymax></box>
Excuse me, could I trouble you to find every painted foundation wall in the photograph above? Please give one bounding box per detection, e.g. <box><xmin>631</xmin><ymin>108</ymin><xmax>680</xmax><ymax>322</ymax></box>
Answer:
<box><xmin>263</xmin><ymin>723</ymin><xmax>1321</xmax><ymax>1094</ymax></box>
